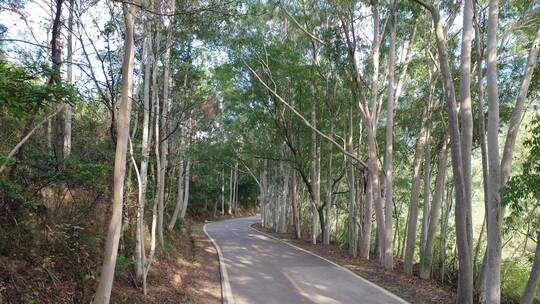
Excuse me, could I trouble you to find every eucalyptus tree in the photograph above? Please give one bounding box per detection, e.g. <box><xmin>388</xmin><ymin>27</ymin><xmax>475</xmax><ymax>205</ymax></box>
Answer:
<box><xmin>411</xmin><ymin>0</ymin><xmax>475</xmax><ymax>301</ymax></box>
<box><xmin>64</xmin><ymin>0</ymin><xmax>75</xmax><ymax>160</ymax></box>
<box><xmin>156</xmin><ymin>0</ymin><xmax>176</xmax><ymax>245</ymax></box>
<box><xmin>484</xmin><ymin>3</ymin><xmax>540</xmax><ymax>303</ymax></box>
<box><xmin>93</xmin><ymin>3</ymin><xmax>137</xmax><ymax>303</ymax></box>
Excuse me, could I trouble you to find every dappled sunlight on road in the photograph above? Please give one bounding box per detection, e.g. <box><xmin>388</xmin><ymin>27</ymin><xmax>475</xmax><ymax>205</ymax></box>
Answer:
<box><xmin>205</xmin><ymin>216</ymin><xmax>408</xmax><ymax>304</ymax></box>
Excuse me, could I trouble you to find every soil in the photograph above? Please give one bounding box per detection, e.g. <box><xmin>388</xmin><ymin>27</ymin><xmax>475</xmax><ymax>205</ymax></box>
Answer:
<box><xmin>253</xmin><ymin>224</ymin><xmax>456</xmax><ymax>304</ymax></box>
<box><xmin>111</xmin><ymin>223</ymin><xmax>222</xmax><ymax>304</ymax></box>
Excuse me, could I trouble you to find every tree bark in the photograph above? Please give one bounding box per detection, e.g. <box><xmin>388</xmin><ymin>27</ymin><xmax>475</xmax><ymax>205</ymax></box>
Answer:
<box><xmin>260</xmin><ymin>162</ymin><xmax>266</xmax><ymax>225</ymax></box>
<box><xmin>228</xmin><ymin>167</ymin><xmax>233</xmax><ymax>215</ymax></box>
<box><xmin>50</xmin><ymin>0</ymin><xmax>64</xmax><ymax>162</ymax></box>
<box><xmin>180</xmin><ymin>159</ymin><xmax>191</xmax><ymax>219</ymax></box>
<box><xmin>134</xmin><ymin>21</ymin><xmax>153</xmax><ymax>281</ymax></box>
<box><xmin>419</xmin><ymin>137</ymin><xmax>448</xmax><ymax>279</ymax></box>
<box><xmin>403</xmin><ymin>93</ymin><xmax>432</xmax><ymax>274</ymax></box>
<box><xmin>291</xmin><ymin>168</ymin><xmax>301</xmax><ymax>239</ymax></box>
<box><xmin>415</xmin><ymin>2</ymin><xmax>474</xmax><ymax>301</ymax></box>
<box><xmin>92</xmin><ymin>4</ymin><xmax>135</xmax><ymax>303</ymax></box>
<box><xmin>218</xmin><ymin>168</ymin><xmax>223</xmax><ymax>214</ymax></box>
<box><xmin>500</xmin><ymin>26</ymin><xmax>540</xmax><ymax>187</ymax></box>
<box><xmin>64</xmin><ymin>0</ymin><xmax>74</xmax><ymax>161</ymax></box>
<box><xmin>420</xmin><ymin>136</ymin><xmax>431</xmax><ymax>256</ymax></box>
<box><xmin>310</xmin><ymin>103</ymin><xmax>319</xmax><ymax>244</ymax></box>
<box><xmin>485</xmin><ymin>0</ymin><xmax>502</xmax><ymax>301</ymax></box>
<box><xmin>323</xmin><ymin>122</ymin><xmax>333</xmax><ymax>245</ymax></box>
<box><xmin>168</xmin><ymin>134</ymin><xmax>185</xmax><ymax>230</ymax></box>
<box><xmin>347</xmin><ymin>110</ymin><xmax>358</xmax><ymax>257</ymax></box>
<box><xmin>383</xmin><ymin>2</ymin><xmax>396</xmax><ymax>269</ymax></box>
<box><xmin>520</xmin><ymin>234</ymin><xmax>540</xmax><ymax>304</ymax></box>
<box><xmin>473</xmin><ymin>5</ymin><xmax>490</xmax><ymax>298</ymax></box>
<box><xmin>440</xmin><ymin>185</ymin><xmax>453</xmax><ymax>284</ymax></box>
<box><xmin>157</xmin><ymin>0</ymin><xmax>175</xmax><ymax>246</ymax></box>
<box><xmin>360</xmin><ymin>172</ymin><xmax>372</xmax><ymax>258</ymax></box>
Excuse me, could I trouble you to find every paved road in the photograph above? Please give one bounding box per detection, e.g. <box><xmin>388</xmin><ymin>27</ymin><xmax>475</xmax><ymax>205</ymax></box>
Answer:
<box><xmin>204</xmin><ymin>216</ymin><xmax>408</xmax><ymax>304</ymax></box>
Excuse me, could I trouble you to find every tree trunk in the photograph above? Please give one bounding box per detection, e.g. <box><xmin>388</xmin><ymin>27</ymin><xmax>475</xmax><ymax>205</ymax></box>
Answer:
<box><xmin>151</xmin><ymin>9</ymin><xmax>162</xmax><ymax>247</ymax></box>
<box><xmin>481</xmin><ymin>27</ymin><xmax>540</xmax><ymax>302</ymax></box>
<box><xmin>383</xmin><ymin>3</ymin><xmax>396</xmax><ymax>269</ymax></box>
<box><xmin>134</xmin><ymin>21</ymin><xmax>153</xmax><ymax>280</ymax></box>
<box><xmin>500</xmin><ymin>26</ymin><xmax>540</xmax><ymax>187</ymax></box>
<box><xmin>279</xmin><ymin>160</ymin><xmax>289</xmax><ymax>233</ymax></box>
<box><xmin>157</xmin><ymin>0</ymin><xmax>175</xmax><ymax>246</ymax></box>
<box><xmin>346</xmin><ymin>109</ymin><xmax>358</xmax><ymax>257</ymax></box>
<box><xmin>440</xmin><ymin>185</ymin><xmax>453</xmax><ymax>284</ymax></box>
<box><xmin>291</xmin><ymin>169</ymin><xmax>301</xmax><ymax>239</ymax></box>
<box><xmin>473</xmin><ymin>3</ymin><xmax>490</xmax><ymax>299</ymax></box>
<box><xmin>93</xmin><ymin>4</ymin><xmax>135</xmax><ymax>303</ymax></box>
<box><xmin>64</xmin><ymin>0</ymin><xmax>74</xmax><ymax>161</ymax></box>
<box><xmin>311</xmin><ymin>104</ymin><xmax>319</xmax><ymax>244</ymax></box>
<box><xmin>418</xmin><ymin>3</ymin><xmax>474</xmax><ymax>301</ymax></box>
<box><xmin>485</xmin><ymin>0</ymin><xmax>502</xmax><ymax>301</ymax></box>
<box><xmin>180</xmin><ymin>159</ymin><xmax>191</xmax><ymax>219</ymax></box>
<box><xmin>420</xmin><ymin>136</ymin><xmax>431</xmax><ymax>256</ymax></box>
<box><xmin>520</xmin><ymin>234</ymin><xmax>540</xmax><ymax>304</ymax></box>
<box><xmin>233</xmin><ymin>169</ymin><xmax>237</xmax><ymax>214</ymax></box>
<box><xmin>228</xmin><ymin>167</ymin><xmax>233</xmax><ymax>215</ymax></box>
<box><xmin>419</xmin><ymin>138</ymin><xmax>448</xmax><ymax>279</ymax></box>
<box><xmin>168</xmin><ymin>145</ymin><xmax>184</xmax><ymax>230</ymax></box>
<box><xmin>403</xmin><ymin>95</ymin><xmax>432</xmax><ymax>274</ymax></box>
<box><xmin>278</xmin><ymin>159</ymin><xmax>285</xmax><ymax>233</ymax></box>
<box><xmin>222</xmin><ymin>168</ymin><xmax>225</xmax><ymax>216</ymax></box>
<box><xmin>233</xmin><ymin>162</ymin><xmax>238</xmax><ymax>213</ymax></box>
<box><xmin>460</xmin><ymin>0</ymin><xmax>475</xmax><ymax>257</ymax></box>
<box><xmin>50</xmin><ymin>0</ymin><xmax>65</xmax><ymax>162</ymax></box>
<box><xmin>323</xmin><ymin>122</ymin><xmax>333</xmax><ymax>245</ymax></box>
<box><xmin>260</xmin><ymin>161</ymin><xmax>268</xmax><ymax>226</ymax></box>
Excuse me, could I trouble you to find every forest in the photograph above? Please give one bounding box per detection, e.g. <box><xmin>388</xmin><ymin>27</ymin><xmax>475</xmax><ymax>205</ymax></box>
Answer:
<box><xmin>0</xmin><ymin>0</ymin><xmax>539</xmax><ymax>303</ymax></box>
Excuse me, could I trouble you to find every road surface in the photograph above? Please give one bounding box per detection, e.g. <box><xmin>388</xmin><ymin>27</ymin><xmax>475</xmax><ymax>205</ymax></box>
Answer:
<box><xmin>204</xmin><ymin>216</ymin><xmax>408</xmax><ymax>304</ymax></box>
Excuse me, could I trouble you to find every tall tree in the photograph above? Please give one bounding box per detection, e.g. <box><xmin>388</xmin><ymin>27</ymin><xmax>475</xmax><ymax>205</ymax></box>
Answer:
<box><xmin>413</xmin><ymin>0</ymin><xmax>474</xmax><ymax>301</ymax></box>
<box><xmin>93</xmin><ymin>3</ymin><xmax>136</xmax><ymax>303</ymax></box>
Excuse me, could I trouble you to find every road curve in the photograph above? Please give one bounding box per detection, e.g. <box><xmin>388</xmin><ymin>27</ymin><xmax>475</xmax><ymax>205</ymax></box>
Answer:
<box><xmin>204</xmin><ymin>216</ymin><xmax>408</xmax><ymax>304</ymax></box>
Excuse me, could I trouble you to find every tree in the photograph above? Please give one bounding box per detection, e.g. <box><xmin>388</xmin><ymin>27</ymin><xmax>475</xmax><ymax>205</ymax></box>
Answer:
<box><xmin>412</xmin><ymin>0</ymin><xmax>474</xmax><ymax>301</ymax></box>
<box><xmin>93</xmin><ymin>3</ymin><xmax>136</xmax><ymax>303</ymax></box>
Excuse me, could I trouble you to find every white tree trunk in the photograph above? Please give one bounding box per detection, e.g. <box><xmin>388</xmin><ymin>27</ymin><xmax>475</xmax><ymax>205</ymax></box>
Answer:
<box><xmin>180</xmin><ymin>159</ymin><xmax>191</xmax><ymax>219</ymax></box>
<box><xmin>157</xmin><ymin>0</ymin><xmax>175</xmax><ymax>246</ymax></box>
<box><xmin>416</xmin><ymin>2</ymin><xmax>474</xmax><ymax>301</ymax></box>
<box><xmin>92</xmin><ymin>4</ymin><xmax>135</xmax><ymax>303</ymax></box>
<box><xmin>419</xmin><ymin>138</ymin><xmax>448</xmax><ymax>279</ymax></box>
<box><xmin>168</xmin><ymin>149</ymin><xmax>184</xmax><ymax>230</ymax></box>
<box><xmin>233</xmin><ymin>162</ymin><xmax>238</xmax><ymax>213</ymax></box>
<box><xmin>311</xmin><ymin>104</ymin><xmax>319</xmax><ymax>244</ymax></box>
<box><xmin>420</xmin><ymin>136</ymin><xmax>431</xmax><ymax>255</ymax></box>
<box><xmin>64</xmin><ymin>0</ymin><xmax>74</xmax><ymax>160</ymax></box>
<box><xmin>323</xmin><ymin>122</ymin><xmax>333</xmax><ymax>245</ymax></box>
<box><xmin>360</xmin><ymin>172</ymin><xmax>372</xmax><ymax>258</ymax></box>
<box><xmin>346</xmin><ymin>109</ymin><xmax>358</xmax><ymax>257</ymax></box>
<box><xmin>383</xmin><ymin>3</ymin><xmax>396</xmax><ymax>269</ymax></box>
<box><xmin>485</xmin><ymin>0</ymin><xmax>502</xmax><ymax>302</ymax></box>
<box><xmin>228</xmin><ymin>167</ymin><xmax>233</xmax><ymax>215</ymax></box>
<box><xmin>520</xmin><ymin>234</ymin><xmax>540</xmax><ymax>304</ymax></box>
<box><xmin>134</xmin><ymin>21</ymin><xmax>153</xmax><ymax>280</ymax></box>
<box><xmin>222</xmin><ymin>168</ymin><xmax>225</xmax><ymax>216</ymax></box>
<box><xmin>403</xmin><ymin>96</ymin><xmax>432</xmax><ymax>274</ymax></box>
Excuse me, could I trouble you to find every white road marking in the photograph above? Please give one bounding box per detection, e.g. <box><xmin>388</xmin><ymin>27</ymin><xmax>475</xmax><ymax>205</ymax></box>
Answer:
<box><xmin>203</xmin><ymin>223</ymin><xmax>235</xmax><ymax>304</ymax></box>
